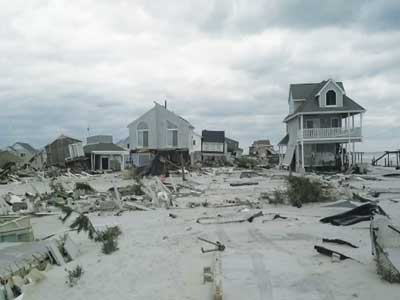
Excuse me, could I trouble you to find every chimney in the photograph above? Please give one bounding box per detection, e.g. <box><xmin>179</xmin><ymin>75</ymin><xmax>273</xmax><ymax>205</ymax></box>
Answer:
<box><xmin>164</xmin><ymin>100</ymin><xmax>167</xmax><ymax>109</ymax></box>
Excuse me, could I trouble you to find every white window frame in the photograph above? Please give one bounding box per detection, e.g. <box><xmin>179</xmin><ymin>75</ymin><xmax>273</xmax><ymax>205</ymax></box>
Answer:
<box><xmin>137</xmin><ymin>129</ymin><xmax>149</xmax><ymax>148</ymax></box>
<box><xmin>166</xmin><ymin>128</ymin><xmax>178</xmax><ymax>147</ymax></box>
<box><xmin>305</xmin><ymin>119</ymin><xmax>320</xmax><ymax>129</ymax></box>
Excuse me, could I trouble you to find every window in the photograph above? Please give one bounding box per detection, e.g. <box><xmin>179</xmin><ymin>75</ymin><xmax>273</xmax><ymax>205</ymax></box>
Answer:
<box><xmin>193</xmin><ymin>140</ymin><xmax>196</xmax><ymax>145</ymax></box>
<box><xmin>137</xmin><ymin>121</ymin><xmax>149</xmax><ymax>147</ymax></box>
<box><xmin>331</xmin><ymin>118</ymin><xmax>340</xmax><ymax>128</ymax></box>
<box><xmin>167</xmin><ymin>121</ymin><xmax>178</xmax><ymax>147</ymax></box>
<box><xmin>167</xmin><ymin>129</ymin><xmax>178</xmax><ymax>146</ymax></box>
<box><xmin>326</xmin><ymin>90</ymin><xmax>336</xmax><ymax>106</ymax></box>
<box><xmin>306</xmin><ymin>120</ymin><xmax>315</xmax><ymax>129</ymax></box>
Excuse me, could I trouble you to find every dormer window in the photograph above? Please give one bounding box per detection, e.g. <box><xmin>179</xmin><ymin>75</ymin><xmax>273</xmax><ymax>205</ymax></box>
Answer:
<box><xmin>326</xmin><ymin>90</ymin><xmax>336</xmax><ymax>106</ymax></box>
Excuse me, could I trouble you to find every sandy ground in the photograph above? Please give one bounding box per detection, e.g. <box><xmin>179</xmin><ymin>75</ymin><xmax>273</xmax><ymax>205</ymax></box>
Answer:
<box><xmin>2</xmin><ymin>166</ymin><xmax>400</xmax><ymax>300</ymax></box>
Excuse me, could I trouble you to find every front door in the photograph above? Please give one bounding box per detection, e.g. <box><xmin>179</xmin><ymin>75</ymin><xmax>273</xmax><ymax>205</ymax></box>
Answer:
<box><xmin>101</xmin><ymin>157</ymin><xmax>109</xmax><ymax>170</ymax></box>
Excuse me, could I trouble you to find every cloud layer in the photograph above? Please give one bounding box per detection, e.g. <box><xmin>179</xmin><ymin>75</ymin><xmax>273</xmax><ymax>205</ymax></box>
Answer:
<box><xmin>1</xmin><ymin>0</ymin><xmax>399</xmax><ymax>151</ymax></box>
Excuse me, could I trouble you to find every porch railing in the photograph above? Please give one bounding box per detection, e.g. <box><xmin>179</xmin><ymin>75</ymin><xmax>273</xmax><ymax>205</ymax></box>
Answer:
<box><xmin>298</xmin><ymin>127</ymin><xmax>361</xmax><ymax>140</ymax></box>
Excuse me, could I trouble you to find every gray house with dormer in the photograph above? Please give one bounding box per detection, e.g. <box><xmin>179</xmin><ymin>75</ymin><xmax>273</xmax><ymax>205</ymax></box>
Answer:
<box><xmin>279</xmin><ymin>79</ymin><xmax>366</xmax><ymax>172</ymax></box>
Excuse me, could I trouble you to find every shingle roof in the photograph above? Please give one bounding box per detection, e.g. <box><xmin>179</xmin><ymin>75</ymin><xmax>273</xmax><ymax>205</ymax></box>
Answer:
<box><xmin>284</xmin><ymin>80</ymin><xmax>365</xmax><ymax>122</ymax></box>
<box><xmin>290</xmin><ymin>81</ymin><xmax>344</xmax><ymax>100</ymax></box>
<box><xmin>83</xmin><ymin>143</ymin><xmax>126</xmax><ymax>154</ymax></box>
<box><xmin>202</xmin><ymin>130</ymin><xmax>225</xmax><ymax>143</ymax></box>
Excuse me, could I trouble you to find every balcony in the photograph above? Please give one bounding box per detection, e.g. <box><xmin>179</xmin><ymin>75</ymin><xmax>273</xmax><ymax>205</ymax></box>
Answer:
<box><xmin>297</xmin><ymin>127</ymin><xmax>362</xmax><ymax>142</ymax></box>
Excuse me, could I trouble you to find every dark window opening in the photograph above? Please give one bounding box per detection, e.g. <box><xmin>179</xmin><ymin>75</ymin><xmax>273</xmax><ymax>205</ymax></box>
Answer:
<box><xmin>326</xmin><ymin>90</ymin><xmax>336</xmax><ymax>106</ymax></box>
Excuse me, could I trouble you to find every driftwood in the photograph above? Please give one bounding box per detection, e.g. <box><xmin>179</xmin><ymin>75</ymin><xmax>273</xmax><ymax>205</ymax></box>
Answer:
<box><xmin>196</xmin><ymin>211</ymin><xmax>263</xmax><ymax>225</ymax></box>
<box><xmin>230</xmin><ymin>182</ymin><xmax>259</xmax><ymax>187</ymax></box>
<box><xmin>314</xmin><ymin>245</ymin><xmax>353</xmax><ymax>260</ymax></box>
<box><xmin>322</xmin><ymin>238</ymin><xmax>358</xmax><ymax>248</ymax></box>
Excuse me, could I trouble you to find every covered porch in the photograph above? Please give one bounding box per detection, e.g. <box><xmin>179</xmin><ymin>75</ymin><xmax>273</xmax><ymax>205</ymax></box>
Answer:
<box><xmin>89</xmin><ymin>151</ymin><xmax>129</xmax><ymax>172</ymax></box>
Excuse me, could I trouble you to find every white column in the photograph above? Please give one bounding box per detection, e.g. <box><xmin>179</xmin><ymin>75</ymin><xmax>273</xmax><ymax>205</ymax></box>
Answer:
<box><xmin>301</xmin><ymin>114</ymin><xmax>304</xmax><ymax>170</ymax></box>
<box><xmin>360</xmin><ymin>113</ymin><xmax>363</xmax><ymax>138</ymax></box>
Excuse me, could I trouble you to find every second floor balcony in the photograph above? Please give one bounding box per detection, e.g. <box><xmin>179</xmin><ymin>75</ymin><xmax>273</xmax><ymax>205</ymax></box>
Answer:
<box><xmin>297</xmin><ymin>127</ymin><xmax>362</xmax><ymax>142</ymax></box>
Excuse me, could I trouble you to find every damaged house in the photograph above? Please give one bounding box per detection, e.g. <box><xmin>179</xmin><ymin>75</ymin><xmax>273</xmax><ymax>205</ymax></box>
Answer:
<box><xmin>225</xmin><ymin>137</ymin><xmax>243</xmax><ymax>160</ymax></box>
<box><xmin>279</xmin><ymin>79</ymin><xmax>366</xmax><ymax>172</ymax></box>
<box><xmin>249</xmin><ymin>140</ymin><xmax>275</xmax><ymax>158</ymax></box>
<box><xmin>201</xmin><ymin>130</ymin><xmax>226</xmax><ymax>163</ymax></box>
<box><xmin>7</xmin><ymin>142</ymin><xmax>37</xmax><ymax>165</ymax></box>
<box><xmin>127</xmin><ymin>102</ymin><xmax>197</xmax><ymax>167</ymax></box>
<box><xmin>45</xmin><ymin>135</ymin><xmax>83</xmax><ymax>167</ymax></box>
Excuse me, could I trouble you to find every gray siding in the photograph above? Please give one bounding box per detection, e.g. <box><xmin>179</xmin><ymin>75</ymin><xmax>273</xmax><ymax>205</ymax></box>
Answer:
<box><xmin>319</xmin><ymin>81</ymin><xmax>344</xmax><ymax>107</ymax></box>
<box><xmin>128</xmin><ymin>103</ymin><xmax>192</xmax><ymax>150</ymax></box>
<box><xmin>303</xmin><ymin>114</ymin><xmax>343</xmax><ymax>128</ymax></box>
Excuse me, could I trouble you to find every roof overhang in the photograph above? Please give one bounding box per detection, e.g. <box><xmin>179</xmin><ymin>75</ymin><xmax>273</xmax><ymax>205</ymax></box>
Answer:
<box><xmin>316</xmin><ymin>79</ymin><xmax>345</xmax><ymax>96</ymax></box>
<box><xmin>284</xmin><ymin>109</ymin><xmax>366</xmax><ymax>123</ymax></box>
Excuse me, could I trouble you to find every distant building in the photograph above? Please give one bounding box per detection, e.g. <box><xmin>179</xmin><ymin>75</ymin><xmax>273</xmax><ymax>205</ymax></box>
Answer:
<box><xmin>45</xmin><ymin>135</ymin><xmax>82</xmax><ymax>167</ymax></box>
<box><xmin>87</xmin><ymin>135</ymin><xmax>113</xmax><ymax>145</ymax></box>
<box><xmin>249</xmin><ymin>140</ymin><xmax>275</xmax><ymax>158</ymax></box>
<box><xmin>7</xmin><ymin>142</ymin><xmax>37</xmax><ymax>165</ymax></box>
<box><xmin>83</xmin><ymin>143</ymin><xmax>128</xmax><ymax>171</ymax></box>
<box><xmin>225</xmin><ymin>137</ymin><xmax>243</xmax><ymax>159</ymax></box>
<box><xmin>201</xmin><ymin>130</ymin><xmax>226</xmax><ymax>163</ymax></box>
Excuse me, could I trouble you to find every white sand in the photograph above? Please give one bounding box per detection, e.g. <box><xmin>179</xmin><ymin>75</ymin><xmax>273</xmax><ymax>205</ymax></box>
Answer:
<box><xmin>2</xmin><ymin>167</ymin><xmax>400</xmax><ymax>299</ymax></box>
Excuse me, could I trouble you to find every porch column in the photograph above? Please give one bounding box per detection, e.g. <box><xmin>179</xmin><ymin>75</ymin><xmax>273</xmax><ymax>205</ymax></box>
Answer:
<box><xmin>347</xmin><ymin>112</ymin><xmax>351</xmax><ymax>150</ymax></box>
<box><xmin>360</xmin><ymin>113</ymin><xmax>363</xmax><ymax>137</ymax></box>
<box><xmin>301</xmin><ymin>114</ymin><xmax>304</xmax><ymax>169</ymax></box>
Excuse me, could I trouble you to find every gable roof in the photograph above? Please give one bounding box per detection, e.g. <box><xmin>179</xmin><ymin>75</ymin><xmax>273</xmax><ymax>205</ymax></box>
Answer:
<box><xmin>48</xmin><ymin>134</ymin><xmax>82</xmax><ymax>146</ymax></box>
<box><xmin>202</xmin><ymin>130</ymin><xmax>225</xmax><ymax>143</ymax></box>
<box><xmin>127</xmin><ymin>102</ymin><xmax>193</xmax><ymax>128</ymax></box>
<box><xmin>12</xmin><ymin>142</ymin><xmax>37</xmax><ymax>153</ymax></box>
<box><xmin>284</xmin><ymin>80</ymin><xmax>365</xmax><ymax>122</ymax></box>
<box><xmin>83</xmin><ymin>143</ymin><xmax>126</xmax><ymax>154</ymax></box>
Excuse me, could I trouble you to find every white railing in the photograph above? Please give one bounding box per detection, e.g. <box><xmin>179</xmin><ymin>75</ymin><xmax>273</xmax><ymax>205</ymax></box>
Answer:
<box><xmin>298</xmin><ymin>127</ymin><xmax>361</xmax><ymax>140</ymax></box>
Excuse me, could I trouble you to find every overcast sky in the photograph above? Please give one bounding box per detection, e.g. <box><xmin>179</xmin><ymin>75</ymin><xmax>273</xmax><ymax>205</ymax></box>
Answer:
<box><xmin>1</xmin><ymin>0</ymin><xmax>399</xmax><ymax>152</ymax></box>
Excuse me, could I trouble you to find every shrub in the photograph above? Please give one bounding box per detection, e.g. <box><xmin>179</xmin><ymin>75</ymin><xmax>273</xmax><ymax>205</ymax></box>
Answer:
<box><xmin>286</xmin><ymin>175</ymin><xmax>331</xmax><ymax>207</ymax></box>
<box><xmin>70</xmin><ymin>214</ymin><xmax>95</xmax><ymax>239</ymax></box>
<box><xmin>66</xmin><ymin>265</ymin><xmax>84</xmax><ymax>287</ymax></box>
<box><xmin>236</xmin><ymin>157</ymin><xmax>257</xmax><ymax>169</ymax></box>
<box><xmin>75</xmin><ymin>182</ymin><xmax>95</xmax><ymax>193</ymax></box>
<box><xmin>95</xmin><ymin>226</ymin><xmax>122</xmax><ymax>255</ymax></box>
<box><xmin>269</xmin><ymin>189</ymin><xmax>286</xmax><ymax>205</ymax></box>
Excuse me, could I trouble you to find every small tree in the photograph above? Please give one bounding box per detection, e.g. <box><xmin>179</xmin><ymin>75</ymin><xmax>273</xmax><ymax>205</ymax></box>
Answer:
<box><xmin>65</xmin><ymin>265</ymin><xmax>84</xmax><ymax>287</ymax></box>
<box><xmin>286</xmin><ymin>175</ymin><xmax>331</xmax><ymax>207</ymax></box>
<box><xmin>95</xmin><ymin>226</ymin><xmax>122</xmax><ymax>255</ymax></box>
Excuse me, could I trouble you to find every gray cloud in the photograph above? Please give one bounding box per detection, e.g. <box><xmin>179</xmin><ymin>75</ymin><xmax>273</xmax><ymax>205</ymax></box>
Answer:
<box><xmin>0</xmin><ymin>1</ymin><xmax>399</xmax><ymax>152</ymax></box>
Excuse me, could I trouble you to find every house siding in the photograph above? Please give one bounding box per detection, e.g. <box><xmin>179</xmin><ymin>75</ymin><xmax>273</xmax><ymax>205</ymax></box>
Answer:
<box><xmin>303</xmin><ymin>114</ymin><xmax>343</xmax><ymax>128</ymax></box>
<box><xmin>128</xmin><ymin>103</ymin><xmax>192</xmax><ymax>150</ymax></box>
<box><xmin>319</xmin><ymin>81</ymin><xmax>344</xmax><ymax>108</ymax></box>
